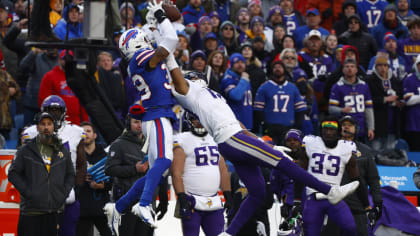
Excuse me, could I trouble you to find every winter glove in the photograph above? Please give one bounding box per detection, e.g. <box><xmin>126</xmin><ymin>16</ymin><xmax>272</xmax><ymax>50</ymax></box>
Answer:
<box><xmin>367</xmin><ymin>204</ymin><xmax>382</xmax><ymax>226</ymax></box>
<box><xmin>178</xmin><ymin>192</ymin><xmax>195</xmax><ymax>219</ymax></box>
<box><xmin>281</xmin><ymin>203</ymin><xmax>292</xmax><ymax>218</ymax></box>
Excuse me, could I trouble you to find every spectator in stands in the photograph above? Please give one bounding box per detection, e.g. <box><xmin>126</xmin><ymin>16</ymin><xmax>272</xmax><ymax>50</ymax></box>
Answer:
<box><xmin>329</xmin><ymin>58</ymin><xmax>375</xmax><ymax>141</ymax></box>
<box><xmin>293</xmin><ymin>8</ymin><xmax>329</xmax><ymax>50</ymax></box>
<box><xmin>371</xmin><ymin>4</ymin><xmax>409</xmax><ymax>49</ymax></box>
<box><xmin>251</xmin><ymin>36</ymin><xmax>271</xmax><ymax>73</ymax></box>
<box><xmin>324</xmin><ymin>34</ymin><xmax>338</xmax><ymax>71</ymax></box>
<box><xmin>13</xmin><ymin>0</ymin><xmax>26</xmax><ymax>21</ymax></box>
<box><xmin>306</xmin><ymin>0</ymin><xmax>344</xmax><ymax>31</ymax></box>
<box><xmin>38</xmin><ymin>50</ymin><xmax>89</xmax><ymax>125</ymax></box>
<box><xmin>403</xmin><ymin>55</ymin><xmax>420</xmax><ymax>151</ymax></box>
<box><xmin>221</xmin><ymin>53</ymin><xmax>253</xmax><ymax>130</ymax></box>
<box><xmin>398</xmin><ymin>18</ymin><xmax>420</xmax><ymax>70</ymax></box>
<box><xmin>8</xmin><ymin>112</ymin><xmax>75</xmax><ymax>236</ymax></box>
<box><xmin>219</xmin><ymin>21</ymin><xmax>239</xmax><ymax>56</ymax></box>
<box><xmin>356</xmin><ymin>0</ymin><xmax>387</xmax><ymax>30</ymax></box>
<box><xmin>119</xmin><ymin>2</ymin><xmax>139</xmax><ymax>29</ymax></box>
<box><xmin>210</xmin><ymin>0</ymin><xmax>241</xmax><ymax>23</ymax></box>
<box><xmin>236</xmin><ymin>8</ymin><xmax>251</xmax><ymax>44</ymax></box>
<box><xmin>367</xmin><ymin>54</ymin><xmax>403</xmax><ymax>150</ymax></box>
<box><xmin>279</xmin><ymin>0</ymin><xmax>306</xmax><ymax>36</ymax></box>
<box><xmin>105</xmin><ymin>110</ymin><xmax>153</xmax><ymax>236</ymax></box>
<box><xmin>241</xmin><ymin>41</ymin><xmax>266</xmax><ymax>133</ymax></box>
<box><xmin>76</xmin><ymin>122</ymin><xmax>112</xmax><ymax>236</ymax></box>
<box><xmin>54</xmin><ymin>3</ymin><xmax>83</xmax><ymax>40</ymax></box>
<box><xmin>298</xmin><ymin>29</ymin><xmax>334</xmax><ymax>114</ymax></box>
<box><xmin>247</xmin><ymin>0</ymin><xmax>263</xmax><ymax>18</ymax></box>
<box><xmin>281</xmin><ymin>35</ymin><xmax>295</xmax><ymax>50</ymax></box>
<box><xmin>264</xmin><ymin>5</ymin><xmax>284</xmax><ymax>43</ymax></box>
<box><xmin>280</xmin><ymin>49</ymin><xmax>319</xmax><ymax>135</ymax></box>
<box><xmin>333</xmin><ymin>0</ymin><xmax>358</xmax><ymax>37</ymax></box>
<box><xmin>190</xmin><ymin>16</ymin><xmax>212</xmax><ymax>51</ymax></box>
<box><xmin>49</xmin><ymin>0</ymin><xmax>63</xmax><ymax>27</ymax></box>
<box><xmin>174</xmin><ymin>32</ymin><xmax>191</xmax><ymax>70</ymax></box>
<box><xmin>203</xmin><ymin>32</ymin><xmax>219</xmax><ymax>57</ymax></box>
<box><xmin>246</xmin><ymin>16</ymin><xmax>274</xmax><ymax>53</ymax></box>
<box><xmin>397</xmin><ymin>0</ymin><xmax>418</xmax><ymax>26</ymax></box>
<box><xmin>207</xmin><ymin>50</ymin><xmax>227</xmax><ymax>83</ymax></box>
<box><xmin>0</xmin><ymin>70</ymin><xmax>20</xmax><ymax>139</ymax></box>
<box><xmin>368</xmin><ymin>34</ymin><xmax>408</xmax><ymax>80</ymax></box>
<box><xmin>254</xmin><ymin>59</ymin><xmax>306</xmax><ymax>144</ymax></box>
<box><xmin>182</xmin><ymin>0</ymin><xmax>206</xmax><ymax>25</ymax></box>
<box><xmin>190</xmin><ymin>50</ymin><xmax>221</xmax><ymax>93</ymax></box>
<box><xmin>20</xmin><ymin>48</ymin><xmax>58</xmax><ymax>125</ymax></box>
<box><xmin>338</xmin><ymin>14</ymin><xmax>378</xmax><ymax>70</ymax></box>
<box><xmin>271</xmin><ymin>24</ymin><xmax>287</xmax><ymax>57</ymax></box>
<box><xmin>209</xmin><ymin>11</ymin><xmax>221</xmax><ymax>34</ymax></box>
<box><xmin>323</xmin><ymin>45</ymin><xmax>367</xmax><ymax>112</ymax></box>
<box><xmin>95</xmin><ymin>52</ymin><xmax>126</xmax><ymax>121</ymax></box>
<box><xmin>323</xmin><ymin>116</ymin><xmax>382</xmax><ymax>236</ymax></box>
<box><xmin>0</xmin><ymin>1</ymin><xmax>20</xmax><ymax>82</ymax></box>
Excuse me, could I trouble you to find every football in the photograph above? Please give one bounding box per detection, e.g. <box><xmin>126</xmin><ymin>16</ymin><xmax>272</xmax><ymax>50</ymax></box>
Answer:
<box><xmin>162</xmin><ymin>3</ymin><xmax>181</xmax><ymax>22</ymax></box>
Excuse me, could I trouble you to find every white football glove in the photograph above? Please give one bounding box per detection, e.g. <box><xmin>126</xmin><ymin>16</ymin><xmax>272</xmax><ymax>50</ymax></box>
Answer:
<box><xmin>273</xmin><ymin>146</ymin><xmax>293</xmax><ymax>161</ymax></box>
<box><xmin>147</xmin><ymin>0</ymin><xmax>164</xmax><ymax>16</ymax></box>
<box><xmin>146</xmin><ymin>10</ymin><xmax>157</xmax><ymax>29</ymax></box>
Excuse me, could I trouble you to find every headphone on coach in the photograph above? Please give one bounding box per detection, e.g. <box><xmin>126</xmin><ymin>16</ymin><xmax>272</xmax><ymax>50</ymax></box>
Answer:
<box><xmin>339</xmin><ymin>115</ymin><xmax>359</xmax><ymax>137</ymax></box>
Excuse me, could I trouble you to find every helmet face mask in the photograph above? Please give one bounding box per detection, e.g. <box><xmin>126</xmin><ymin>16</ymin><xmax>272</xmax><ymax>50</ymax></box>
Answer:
<box><xmin>41</xmin><ymin>95</ymin><xmax>66</xmax><ymax>130</ymax></box>
<box><xmin>185</xmin><ymin>111</ymin><xmax>207</xmax><ymax>137</ymax></box>
<box><xmin>119</xmin><ymin>28</ymin><xmax>153</xmax><ymax>60</ymax></box>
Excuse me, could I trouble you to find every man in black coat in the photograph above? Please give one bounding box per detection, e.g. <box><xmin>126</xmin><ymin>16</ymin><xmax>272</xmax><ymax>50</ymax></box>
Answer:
<box><xmin>76</xmin><ymin>122</ymin><xmax>112</xmax><ymax>236</ymax></box>
<box><xmin>105</xmin><ymin>113</ymin><xmax>154</xmax><ymax>236</ymax></box>
<box><xmin>338</xmin><ymin>14</ymin><xmax>378</xmax><ymax>70</ymax></box>
<box><xmin>8</xmin><ymin>112</ymin><xmax>75</xmax><ymax>236</ymax></box>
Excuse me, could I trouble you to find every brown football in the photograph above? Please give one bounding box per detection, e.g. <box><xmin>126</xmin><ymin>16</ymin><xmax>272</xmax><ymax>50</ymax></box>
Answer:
<box><xmin>163</xmin><ymin>4</ymin><xmax>181</xmax><ymax>22</ymax></box>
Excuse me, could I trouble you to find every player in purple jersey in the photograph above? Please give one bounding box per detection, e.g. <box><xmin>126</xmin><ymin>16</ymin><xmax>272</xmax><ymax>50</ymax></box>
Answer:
<box><xmin>403</xmin><ymin>55</ymin><xmax>420</xmax><ymax>151</ymax></box>
<box><xmin>104</xmin><ymin>1</ymin><xmax>179</xmax><ymax>232</ymax></box>
<box><xmin>164</xmin><ymin>52</ymin><xmax>360</xmax><ymax>236</ymax></box>
<box><xmin>356</xmin><ymin>0</ymin><xmax>387</xmax><ymax>30</ymax></box>
<box><xmin>329</xmin><ymin>58</ymin><xmax>375</xmax><ymax>140</ymax></box>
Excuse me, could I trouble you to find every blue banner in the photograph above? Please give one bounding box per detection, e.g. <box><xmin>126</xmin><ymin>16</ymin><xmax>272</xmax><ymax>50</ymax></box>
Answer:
<box><xmin>377</xmin><ymin>166</ymin><xmax>419</xmax><ymax>192</ymax></box>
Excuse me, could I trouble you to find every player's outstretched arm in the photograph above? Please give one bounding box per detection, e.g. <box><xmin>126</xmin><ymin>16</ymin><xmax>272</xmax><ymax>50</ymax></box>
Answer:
<box><xmin>171</xmin><ymin>146</ymin><xmax>187</xmax><ymax>194</ymax></box>
<box><xmin>147</xmin><ymin>0</ymin><xmax>178</xmax><ymax>69</ymax></box>
<box><xmin>166</xmin><ymin>53</ymin><xmax>189</xmax><ymax>95</ymax></box>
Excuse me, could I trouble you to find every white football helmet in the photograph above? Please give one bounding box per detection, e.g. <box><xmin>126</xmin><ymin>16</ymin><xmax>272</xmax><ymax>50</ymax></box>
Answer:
<box><xmin>119</xmin><ymin>28</ymin><xmax>153</xmax><ymax>60</ymax></box>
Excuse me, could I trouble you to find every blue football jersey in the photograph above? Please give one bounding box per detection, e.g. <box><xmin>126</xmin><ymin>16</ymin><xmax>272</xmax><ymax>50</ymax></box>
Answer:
<box><xmin>284</xmin><ymin>13</ymin><xmax>301</xmax><ymax>35</ymax></box>
<box><xmin>220</xmin><ymin>70</ymin><xmax>253</xmax><ymax>130</ymax></box>
<box><xmin>357</xmin><ymin>0</ymin><xmax>387</xmax><ymax>30</ymax></box>
<box><xmin>254</xmin><ymin>80</ymin><xmax>306</xmax><ymax>126</ymax></box>
<box><xmin>128</xmin><ymin>48</ymin><xmax>176</xmax><ymax>121</ymax></box>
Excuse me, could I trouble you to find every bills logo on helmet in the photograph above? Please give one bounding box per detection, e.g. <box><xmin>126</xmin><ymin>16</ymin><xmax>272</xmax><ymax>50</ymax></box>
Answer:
<box><xmin>122</xmin><ymin>29</ymin><xmax>138</xmax><ymax>50</ymax></box>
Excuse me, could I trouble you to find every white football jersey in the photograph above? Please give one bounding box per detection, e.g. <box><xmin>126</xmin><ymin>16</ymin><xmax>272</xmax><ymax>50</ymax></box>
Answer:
<box><xmin>174</xmin><ymin>132</ymin><xmax>221</xmax><ymax>196</ymax></box>
<box><xmin>172</xmin><ymin>80</ymin><xmax>242</xmax><ymax>144</ymax></box>
<box><xmin>303</xmin><ymin>135</ymin><xmax>356</xmax><ymax>196</ymax></box>
<box><xmin>22</xmin><ymin>121</ymin><xmax>86</xmax><ymax>170</ymax></box>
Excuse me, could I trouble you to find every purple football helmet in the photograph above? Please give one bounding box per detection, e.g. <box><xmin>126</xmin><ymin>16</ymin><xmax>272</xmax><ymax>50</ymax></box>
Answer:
<box><xmin>41</xmin><ymin>95</ymin><xmax>67</xmax><ymax>129</ymax></box>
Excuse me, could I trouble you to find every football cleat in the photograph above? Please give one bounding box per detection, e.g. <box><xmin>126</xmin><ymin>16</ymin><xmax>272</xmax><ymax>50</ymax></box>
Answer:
<box><xmin>132</xmin><ymin>204</ymin><xmax>158</xmax><ymax>228</ymax></box>
<box><xmin>327</xmin><ymin>181</ymin><xmax>359</xmax><ymax>205</ymax></box>
<box><xmin>103</xmin><ymin>203</ymin><xmax>121</xmax><ymax>236</ymax></box>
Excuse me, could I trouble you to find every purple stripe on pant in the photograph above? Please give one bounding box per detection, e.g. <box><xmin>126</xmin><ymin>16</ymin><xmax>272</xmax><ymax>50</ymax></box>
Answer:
<box><xmin>181</xmin><ymin>209</ymin><xmax>224</xmax><ymax>236</ymax></box>
<box><xmin>218</xmin><ymin>131</ymin><xmax>331</xmax><ymax>235</ymax></box>
<box><xmin>303</xmin><ymin>195</ymin><xmax>357</xmax><ymax>236</ymax></box>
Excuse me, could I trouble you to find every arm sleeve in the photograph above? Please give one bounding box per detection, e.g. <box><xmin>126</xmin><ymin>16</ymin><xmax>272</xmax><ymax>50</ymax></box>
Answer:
<box><xmin>226</xmin><ymin>79</ymin><xmax>250</xmax><ymax>102</ymax></box>
<box><xmin>365</xmin><ymin>107</ymin><xmax>375</xmax><ymax>131</ymax></box>
<box><xmin>64</xmin><ymin>150</ymin><xmax>76</xmax><ymax>197</ymax></box>
<box><xmin>406</xmin><ymin>95</ymin><xmax>420</xmax><ymax>106</ymax></box>
<box><xmin>366</xmin><ymin>155</ymin><xmax>382</xmax><ymax>205</ymax></box>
